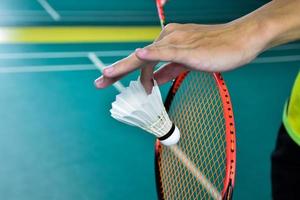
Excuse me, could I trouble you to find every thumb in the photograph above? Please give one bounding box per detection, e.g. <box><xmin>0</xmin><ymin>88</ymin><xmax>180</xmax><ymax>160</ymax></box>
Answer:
<box><xmin>135</xmin><ymin>45</ymin><xmax>179</xmax><ymax>63</ymax></box>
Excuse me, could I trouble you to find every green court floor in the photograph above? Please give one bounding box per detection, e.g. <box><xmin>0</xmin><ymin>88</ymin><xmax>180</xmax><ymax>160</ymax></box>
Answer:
<box><xmin>0</xmin><ymin>0</ymin><xmax>299</xmax><ymax>200</ymax></box>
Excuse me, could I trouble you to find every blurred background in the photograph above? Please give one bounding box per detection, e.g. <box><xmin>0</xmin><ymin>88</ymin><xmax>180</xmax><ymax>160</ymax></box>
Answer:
<box><xmin>0</xmin><ymin>0</ymin><xmax>299</xmax><ymax>199</ymax></box>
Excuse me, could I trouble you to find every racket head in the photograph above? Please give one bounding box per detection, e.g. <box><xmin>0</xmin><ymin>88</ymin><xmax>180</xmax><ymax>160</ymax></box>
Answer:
<box><xmin>155</xmin><ymin>71</ymin><xmax>236</xmax><ymax>200</ymax></box>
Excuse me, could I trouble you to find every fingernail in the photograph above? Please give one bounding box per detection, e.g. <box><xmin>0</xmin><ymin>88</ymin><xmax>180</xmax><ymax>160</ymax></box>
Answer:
<box><xmin>94</xmin><ymin>77</ymin><xmax>104</xmax><ymax>88</ymax></box>
<box><xmin>104</xmin><ymin>67</ymin><xmax>114</xmax><ymax>75</ymax></box>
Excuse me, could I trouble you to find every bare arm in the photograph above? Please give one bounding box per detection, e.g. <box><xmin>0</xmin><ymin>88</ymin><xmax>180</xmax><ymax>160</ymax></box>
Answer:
<box><xmin>95</xmin><ymin>0</ymin><xmax>300</xmax><ymax>88</ymax></box>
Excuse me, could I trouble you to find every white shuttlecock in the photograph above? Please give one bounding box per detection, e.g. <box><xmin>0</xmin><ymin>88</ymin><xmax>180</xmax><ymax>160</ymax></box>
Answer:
<box><xmin>110</xmin><ymin>78</ymin><xmax>180</xmax><ymax>146</ymax></box>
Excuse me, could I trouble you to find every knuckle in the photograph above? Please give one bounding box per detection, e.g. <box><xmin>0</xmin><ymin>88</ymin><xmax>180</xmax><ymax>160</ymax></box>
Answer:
<box><xmin>164</xmin><ymin>23</ymin><xmax>180</xmax><ymax>32</ymax></box>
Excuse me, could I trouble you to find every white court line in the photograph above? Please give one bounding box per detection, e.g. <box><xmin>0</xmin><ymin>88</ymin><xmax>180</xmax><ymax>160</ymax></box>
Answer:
<box><xmin>37</xmin><ymin>0</ymin><xmax>61</xmax><ymax>21</ymax></box>
<box><xmin>0</xmin><ymin>17</ymin><xmax>54</xmax><ymax>22</ymax></box>
<box><xmin>1</xmin><ymin>51</ymin><xmax>300</xmax><ymax>64</ymax></box>
<box><xmin>170</xmin><ymin>145</ymin><xmax>222</xmax><ymax>200</ymax></box>
<box><xmin>61</xmin><ymin>16</ymin><xmax>157</xmax><ymax>22</ymax></box>
<box><xmin>0</xmin><ymin>16</ymin><xmax>156</xmax><ymax>22</ymax></box>
<box><xmin>88</xmin><ymin>52</ymin><xmax>125</xmax><ymax>92</ymax></box>
<box><xmin>0</xmin><ymin>9</ymin><xmax>230</xmax><ymax>15</ymax></box>
<box><xmin>0</xmin><ymin>64</ymin><xmax>96</xmax><ymax>73</ymax></box>
<box><xmin>271</xmin><ymin>43</ymin><xmax>300</xmax><ymax>51</ymax></box>
<box><xmin>0</xmin><ymin>53</ymin><xmax>299</xmax><ymax>75</ymax></box>
<box><xmin>0</xmin><ymin>50</ymin><xmax>132</xmax><ymax>59</ymax></box>
<box><xmin>253</xmin><ymin>55</ymin><xmax>300</xmax><ymax>64</ymax></box>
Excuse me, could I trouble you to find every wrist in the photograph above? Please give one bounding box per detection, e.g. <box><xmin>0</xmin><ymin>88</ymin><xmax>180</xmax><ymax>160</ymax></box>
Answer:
<box><xmin>245</xmin><ymin>0</ymin><xmax>300</xmax><ymax>49</ymax></box>
<box><xmin>227</xmin><ymin>16</ymin><xmax>272</xmax><ymax>60</ymax></box>
<box><xmin>264</xmin><ymin>14</ymin><xmax>300</xmax><ymax>48</ymax></box>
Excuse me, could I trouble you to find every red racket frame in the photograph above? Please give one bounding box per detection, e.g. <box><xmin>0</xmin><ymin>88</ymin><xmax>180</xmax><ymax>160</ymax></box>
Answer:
<box><xmin>155</xmin><ymin>72</ymin><xmax>236</xmax><ymax>200</ymax></box>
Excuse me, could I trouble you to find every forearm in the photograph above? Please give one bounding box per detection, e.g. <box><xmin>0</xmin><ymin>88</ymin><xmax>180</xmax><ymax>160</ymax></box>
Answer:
<box><xmin>234</xmin><ymin>0</ymin><xmax>300</xmax><ymax>50</ymax></box>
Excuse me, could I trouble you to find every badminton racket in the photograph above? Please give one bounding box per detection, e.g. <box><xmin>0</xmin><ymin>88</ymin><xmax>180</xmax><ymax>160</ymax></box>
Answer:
<box><xmin>154</xmin><ymin>1</ymin><xmax>236</xmax><ymax>199</ymax></box>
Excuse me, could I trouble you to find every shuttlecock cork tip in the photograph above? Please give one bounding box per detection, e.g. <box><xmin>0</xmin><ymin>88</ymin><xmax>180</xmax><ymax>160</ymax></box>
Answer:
<box><xmin>158</xmin><ymin>123</ymin><xmax>180</xmax><ymax>146</ymax></box>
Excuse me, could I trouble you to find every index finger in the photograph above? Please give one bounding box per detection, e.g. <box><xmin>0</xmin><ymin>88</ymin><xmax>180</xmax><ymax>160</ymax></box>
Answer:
<box><xmin>95</xmin><ymin>51</ymin><xmax>157</xmax><ymax>88</ymax></box>
<box><xmin>103</xmin><ymin>51</ymin><xmax>156</xmax><ymax>78</ymax></box>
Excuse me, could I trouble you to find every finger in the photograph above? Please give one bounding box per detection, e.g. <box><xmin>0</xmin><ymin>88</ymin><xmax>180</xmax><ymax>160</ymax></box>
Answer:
<box><xmin>94</xmin><ymin>75</ymin><xmax>123</xmax><ymax>89</ymax></box>
<box><xmin>154</xmin><ymin>62</ymin><xmax>187</xmax><ymax>85</ymax></box>
<box><xmin>140</xmin><ymin>62</ymin><xmax>156</xmax><ymax>94</ymax></box>
<box><xmin>102</xmin><ymin>52</ymin><xmax>145</xmax><ymax>78</ymax></box>
<box><xmin>96</xmin><ymin>61</ymin><xmax>157</xmax><ymax>89</ymax></box>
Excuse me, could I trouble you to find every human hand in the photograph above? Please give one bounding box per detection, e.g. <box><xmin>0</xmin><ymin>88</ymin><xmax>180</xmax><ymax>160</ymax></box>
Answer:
<box><xmin>95</xmin><ymin>21</ymin><xmax>268</xmax><ymax>88</ymax></box>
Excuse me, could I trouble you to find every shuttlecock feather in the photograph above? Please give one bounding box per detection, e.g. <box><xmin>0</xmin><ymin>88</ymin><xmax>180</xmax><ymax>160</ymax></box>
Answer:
<box><xmin>110</xmin><ymin>79</ymin><xmax>180</xmax><ymax>146</ymax></box>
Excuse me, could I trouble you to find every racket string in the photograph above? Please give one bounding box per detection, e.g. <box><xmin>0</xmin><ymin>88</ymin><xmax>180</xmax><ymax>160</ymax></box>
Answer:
<box><xmin>158</xmin><ymin>72</ymin><xmax>227</xmax><ymax>199</ymax></box>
